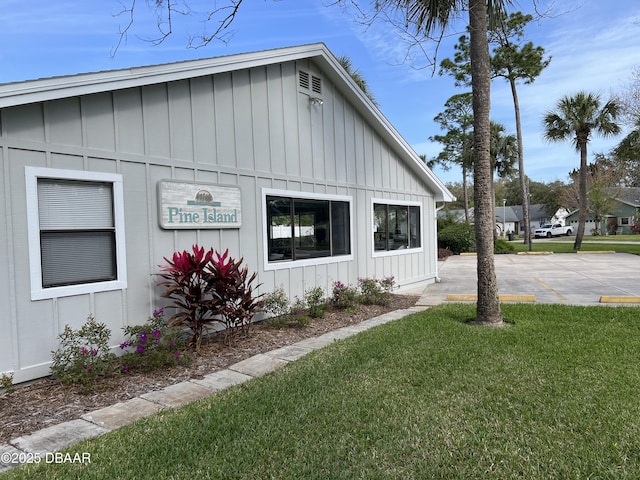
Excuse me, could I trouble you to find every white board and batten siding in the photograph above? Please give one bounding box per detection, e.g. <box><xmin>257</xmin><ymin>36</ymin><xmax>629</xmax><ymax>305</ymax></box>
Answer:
<box><xmin>0</xmin><ymin>44</ymin><xmax>452</xmax><ymax>382</ymax></box>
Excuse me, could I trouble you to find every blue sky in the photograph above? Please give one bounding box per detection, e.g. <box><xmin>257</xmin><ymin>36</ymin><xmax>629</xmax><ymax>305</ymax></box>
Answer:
<box><xmin>1</xmin><ymin>0</ymin><xmax>639</xmax><ymax>185</ymax></box>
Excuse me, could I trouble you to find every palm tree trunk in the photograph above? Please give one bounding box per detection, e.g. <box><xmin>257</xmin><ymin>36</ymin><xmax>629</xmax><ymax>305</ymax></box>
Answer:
<box><xmin>574</xmin><ymin>141</ymin><xmax>588</xmax><ymax>249</ymax></box>
<box><xmin>509</xmin><ymin>77</ymin><xmax>531</xmax><ymax>248</ymax></box>
<box><xmin>469</xmin><ymin>0</ymin><xmax>502</xmax><ymax>324</ymax></box>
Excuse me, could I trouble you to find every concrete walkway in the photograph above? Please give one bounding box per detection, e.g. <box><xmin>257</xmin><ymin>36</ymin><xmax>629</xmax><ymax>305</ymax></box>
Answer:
<box><xmin>0</xmin><ymin>306</ymin><xmax>427</xmax><ymax>473</ymax></box>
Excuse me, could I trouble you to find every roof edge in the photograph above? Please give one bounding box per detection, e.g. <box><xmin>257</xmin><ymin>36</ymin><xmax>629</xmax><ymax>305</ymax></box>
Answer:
<box><xmin>0</xmin><ymin>43</ymin><xmax>453</xmax><ymax>202</ymax></box>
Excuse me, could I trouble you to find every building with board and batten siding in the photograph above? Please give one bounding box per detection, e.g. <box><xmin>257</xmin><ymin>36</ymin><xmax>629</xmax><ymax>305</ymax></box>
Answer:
<box><xmin>0</xmin><ymin>43</ymin><xmax>453</xmax><ymax>383</ymax></box>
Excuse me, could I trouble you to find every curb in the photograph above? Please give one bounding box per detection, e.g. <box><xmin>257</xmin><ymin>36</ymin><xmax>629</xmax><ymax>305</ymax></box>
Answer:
<box><xmin>446</xmin><ymin>294</ymin><xmax>536</xmax><ymax>303</ymax></box>
<box><xmin>577</xmin><ymin>251</ymin><xmax>616</xmax><ymax>254</ymax></box>
<box><xmin>599</xmin><ymin>296</ymin><xmax>640</xmax><ymax>304</ymax></box>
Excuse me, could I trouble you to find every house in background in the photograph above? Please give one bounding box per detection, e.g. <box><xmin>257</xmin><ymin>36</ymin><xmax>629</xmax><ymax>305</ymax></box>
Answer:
<box><xmin>511</xmin><ymin>204</ymin><xmax>569</xmax><ymax>235</ymax></box>
<box><xmin>0</xmin><ymin>43</ymin><xmax>453</xmax><ymax>383</ymax></box>
<box><xmin>565</xmin><ymin>187</ymin><xmax>640</xmax><ymax>235</ymax></box>
<box><xmin>439</xmin><ymin>203</ymin><xmax>567</xmax><ymax>237</ymax></box>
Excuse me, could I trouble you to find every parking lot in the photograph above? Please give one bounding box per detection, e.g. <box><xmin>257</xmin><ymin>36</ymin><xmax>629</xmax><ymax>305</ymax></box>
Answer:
<box><xmin>419</xmin><ymin>252</ymin><xmax>640</xmax><ymax>306</ymax></box>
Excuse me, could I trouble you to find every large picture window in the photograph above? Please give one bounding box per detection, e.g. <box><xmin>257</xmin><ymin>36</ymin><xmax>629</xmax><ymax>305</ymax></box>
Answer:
<box><xmin>26</xmin><ymin>167</ymin><xmax>127</xmax><ymax>300</ymax></box>
<box><xmin>264</xmin><ymin>190</ymin><xmax>352</xmax><ymax>267</ymax></box>
<box><xmin>373</xmin><ymin>201</ymin><xmax>422</xmax><ymax>253</ymax></box>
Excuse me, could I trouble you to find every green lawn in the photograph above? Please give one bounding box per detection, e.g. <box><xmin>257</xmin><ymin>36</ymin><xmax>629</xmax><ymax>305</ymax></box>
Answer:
<box><xmin>510</xmin><ymin>239</ymin><xmax>640</xmax><ymax>255</ymax></box>
<box><xmin>6</xmin><ymin>304</ymin><xmax>640</xmax><ymax>479</ymax></box>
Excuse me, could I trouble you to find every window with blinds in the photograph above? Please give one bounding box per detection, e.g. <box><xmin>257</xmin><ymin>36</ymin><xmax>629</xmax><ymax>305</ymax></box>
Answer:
<box><xmin>25</xmin><ymin>166</ymin><xmax>127</xmax><ymax>300</ymax></box>
<box><xmin>37</xmin><ymin>179</ymin><xmax>117</xmax><ymax>287</ymax></box>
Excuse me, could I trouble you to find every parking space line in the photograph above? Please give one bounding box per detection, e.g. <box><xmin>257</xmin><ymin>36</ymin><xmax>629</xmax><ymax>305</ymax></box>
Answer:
<box><xmin>446</xmin><ymin>294</ymin><xmax>535</xmax><ymax>303</ymax></box>
<box><xmin>533</xmin><ymin>276</ymin><xmax>568</xmax><ymax>301</ymax></box>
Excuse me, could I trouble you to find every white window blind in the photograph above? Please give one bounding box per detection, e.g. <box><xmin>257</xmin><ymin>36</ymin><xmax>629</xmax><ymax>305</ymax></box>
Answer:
<box><xmin>37</xmin><ymin>179</ymin><xmax>116</xmax><ymax>287</ymax></box>
<box><xmin>38</xmin><ymin>179</ymin><xmax>113</xmax><ymax>229</ymax></box>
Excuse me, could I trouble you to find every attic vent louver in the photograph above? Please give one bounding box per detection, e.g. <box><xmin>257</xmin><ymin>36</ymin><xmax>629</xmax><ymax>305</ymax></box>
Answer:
<box><xmin>299</xmin><ymin>70</ymin><xmax>310</xmax><ymax>90</ymax></box>
<box><xmin>299</xmin><ymin>70</ymin><xmax>322</xmax><ymax>95</ymax></box>
<box><xmin>311</xmin><ymin>75</ymin><xmax>322</xmax><ymax>94</ymax></box>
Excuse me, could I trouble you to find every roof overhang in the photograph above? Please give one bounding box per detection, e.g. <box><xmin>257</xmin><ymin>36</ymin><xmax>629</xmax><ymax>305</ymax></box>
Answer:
<box><xmin>0</xmin><ymin>43</ymin><xmax>454</xmax><ymax>202</ymax></box>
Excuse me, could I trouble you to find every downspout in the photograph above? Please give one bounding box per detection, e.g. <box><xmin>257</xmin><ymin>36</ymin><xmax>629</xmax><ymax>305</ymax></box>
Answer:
<box><xmin>434</xmin><ymin>202</ymin><xmax>445</xmax><ymax>283</ymax></box>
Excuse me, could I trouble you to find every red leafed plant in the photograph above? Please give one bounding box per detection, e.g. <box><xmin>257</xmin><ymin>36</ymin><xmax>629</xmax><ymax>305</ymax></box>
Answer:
<box><xmin>206</xmin><ymin>249</ymin><xmax>263</xmax><ymax>344</ymax></box>
<box><xmin>157</xmin><ymin>245</ymin><xmax>263</xmax><ymax>350</ymax></box>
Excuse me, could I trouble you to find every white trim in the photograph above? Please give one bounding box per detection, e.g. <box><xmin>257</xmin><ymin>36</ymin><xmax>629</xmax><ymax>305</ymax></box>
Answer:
<box><xmin>261</xmin><ymin>188</ymin><xmax>354</xmax><ymax>271</ymax></box>
<box><xmin>25</xmin><ymin>166</ymin><xmax>128</xmax><ymax>300</ymax></box>
<box><xmin>371</xmin><ymin>198</ymin><xmax>424</xmax><ymax>258</ymax></box>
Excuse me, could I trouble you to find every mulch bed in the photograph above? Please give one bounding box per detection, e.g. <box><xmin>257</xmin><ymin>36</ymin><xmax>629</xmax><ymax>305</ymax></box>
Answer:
<box><xmin>0</xmin><ymin>295</ymin><xmax>419</xmax><ymax>444</ymax></box>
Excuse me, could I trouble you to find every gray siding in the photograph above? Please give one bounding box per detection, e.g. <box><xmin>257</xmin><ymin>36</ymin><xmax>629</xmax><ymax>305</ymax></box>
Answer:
<box><xmin>0</xmin><ymin>58</ymin><xmax>437</xmax><ymax>382</ymax></box>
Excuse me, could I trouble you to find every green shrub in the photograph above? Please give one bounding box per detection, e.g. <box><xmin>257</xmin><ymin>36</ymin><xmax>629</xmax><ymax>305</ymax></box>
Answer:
<box><xmin>119</xmin><ymin>309</ymin><xmax>189</xmax><ymax>373</ymax></box>
<box><xmin>330</xmin><ymin>281</ymin><xmax>358</xmax><ymax>311</ymax></box>
<box><xmin>0</xmin><ymin>371</ymin><xmax>15</xmax><ymax>395</ymax></box>
<box><xmin>358</xmin><ymin>276</ymin><xmax>396</xmax><ymax>306</ymax></box>
<box><xmin>438</xmin><ymin>222</ymin><xmax>476</xmax><ymax>254</ymax></box>
<box><xmin>263</xmin><ymin>286</ymin><xmax>290</xmax><ymax>318</ymax></box>
<box><xmin>304</xmin><ymin>286</ymin><xmax>327</xmax><ymax>318</ymax></box>
<box><xmin>264</xmin><ymin>291</ymin><xmax>310</xmax><ymax>328</ymax></box>
<box><xmin>50</xmin><ymin>315</ymin><xmax>117</xmax><ymax>390</ymax></box>
<box><xmin>494</xmin><ymin>238</ymin><xmax>515</xmax><ymax>254</ymax></box>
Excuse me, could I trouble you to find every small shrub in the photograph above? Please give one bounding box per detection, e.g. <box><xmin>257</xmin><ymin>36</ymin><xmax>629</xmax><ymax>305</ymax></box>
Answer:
<box><xmin>358</xmin><ymin>276</ymin><xmax>396</xmax><ymax>306</ymax></box>
<box><xmin>119</xmin><ymin>309</ymin><xmax>189</xmax><ymax>373</ymax></box>
<box><xmin>263</xmin><ymin>286</ymin><xmax>290</xmax><ymax>318</ymax></box>
<box><xmin>494</xmin><ymin>239</ymin><xmax>515</xmax><ymax>254</ymax></box>
<box><xmin>50</xmin><ymin>315</ymin><xmax>117</xmax><ymax>390</ymax></box>
<box><xmin>1</xmin><ymin>371</ymin><xmax>15</xmax><ymax>395</ymax></box>
<box><xmin>438</xmin><ymin>222</ymin><xmax>475</xmax><ymax>255</ymax></box>
<box><xmin>265</xmin><ymin>295</ymin><xmax>310</xmax><ymax>328</ymax></box>
<box><xmin>330</xmin><ymin>281</ymin><xmax>358</xmax><ymax>311</ymax></box>
<box><xmin>304</xmin><ymin>286</ymin><xmax>327</xmax><ymax>318</ymax></box>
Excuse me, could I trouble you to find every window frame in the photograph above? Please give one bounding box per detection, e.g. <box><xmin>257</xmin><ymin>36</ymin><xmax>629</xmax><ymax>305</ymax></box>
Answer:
<box><xmin>262</xmin><ymin>189</ymin><xmax>353</xmax><ymax>271</ymax></box>
<box><xmin>25</xmin><ymin>166</ymin><xmax>127</xmax><ymax>300</ymax></box>
<box><xmin>371</xmin><ymin>198</ymin><xmax>423</xmax><ymax>258</ymax></box>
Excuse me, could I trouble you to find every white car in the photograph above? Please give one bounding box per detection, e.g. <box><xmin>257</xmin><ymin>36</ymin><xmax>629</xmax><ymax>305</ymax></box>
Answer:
<box><xmin>534</xmin><ymin>223</ymin><xmax>573</xmax><ymax>238</ymax></box>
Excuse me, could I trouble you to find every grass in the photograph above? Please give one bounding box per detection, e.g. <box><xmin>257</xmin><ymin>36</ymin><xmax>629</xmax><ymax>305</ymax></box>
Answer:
<box><xmin>510</xmin><ymin>239</ymin><xmax>640</xmax><ymax>255</ymax></box>
<box><xmin>6</xmin><ymin>303</ymin><xmax>640</xmax><ymax>479</ymax></box>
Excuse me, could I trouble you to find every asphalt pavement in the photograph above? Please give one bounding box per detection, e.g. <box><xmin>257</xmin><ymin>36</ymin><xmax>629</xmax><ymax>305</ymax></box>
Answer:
<box><xmin>419</xmin><ymin>252</ymin><xmax>640</xmax><ymax>306</ymax></box>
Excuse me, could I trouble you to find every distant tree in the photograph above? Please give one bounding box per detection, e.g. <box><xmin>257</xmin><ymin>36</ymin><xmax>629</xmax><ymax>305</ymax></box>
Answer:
<box><xmin>490</xmin><ymin>121</ymin><xmax>517</xmax><ymax>179</ymax></box>
<box><xmin>431</xmin><ymin>92</ymin><xmax>474</xmax><ymax>221</ymax></box>
<box><xmin>532</xmin><ymin>179</ymin><xmax>566</xmax><ymax>217</ymax></box>
<box><xmin>490</xmin><ymin>11</ymin><xmax>550</xmax><ymax>247</ymax></box>
<box><xmin>559</xmin><ymin>160</ymin><xmax>621</xmax><ymax>235</ymax></box>
<box><xmin>618</xmin><ymin>66</ymin><xmax>640</xmax><ymax>126</ymax></box>
<box><xmin>443</xmin><ymin>181</ymin><xmax>474</xmax><ymax>211</ymax></box>
<box><xmin>543</xmin><ymin>91</ymin><xmax>621</xmax><ymax>249</ymax></box>
<box><xmin>611</xmin><ymin>116</ymin><xmax>640</xmax><ymax>186</ymax></box>
<box><xmin>489</xmin><ymin>121</ymin><xmax>517</xmax><ymax>228</ymax></box>
<box><xmin>431</xmin><ymin>101</ymin><xmax>516</xmax><ymax>223</ymax></box>
<box><xmin>440</xmin><ymin>12</ymin><xmax>550</xmax><ymax>247</ymax></box>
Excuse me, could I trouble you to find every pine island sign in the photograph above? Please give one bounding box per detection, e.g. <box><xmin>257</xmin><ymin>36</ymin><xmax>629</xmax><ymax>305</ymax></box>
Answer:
<box><xmin>158</xmin><ymin>180</ymin><xmax>241</xmax><ymax>229</ymax></box>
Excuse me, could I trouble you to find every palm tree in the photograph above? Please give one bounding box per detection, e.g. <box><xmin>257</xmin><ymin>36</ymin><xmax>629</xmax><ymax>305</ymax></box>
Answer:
<box><xmin>337</xmin><ymin>55</ymin><xmax>379</xmax><ymax>106</ymax></box>
<box><xmin>543</xmin><ymin>91</ymin><xmax>621</xmax><ymax>249</ymax></box>
<box><xmin>378</xmin><ymin>0</ymin><xmax>506</xmax><ymax>325</ymax></box>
